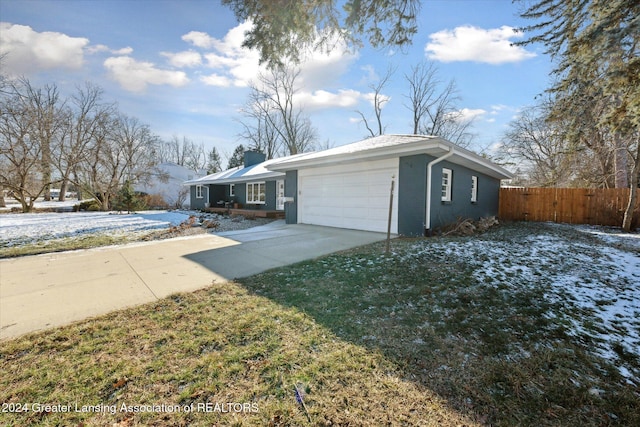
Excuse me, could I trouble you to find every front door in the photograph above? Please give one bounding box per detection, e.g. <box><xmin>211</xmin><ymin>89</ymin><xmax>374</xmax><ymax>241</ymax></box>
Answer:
<box><xmin>276</xmin><ymin>180</ymin><xmax>285</xmax><ymax>210</ymax></box>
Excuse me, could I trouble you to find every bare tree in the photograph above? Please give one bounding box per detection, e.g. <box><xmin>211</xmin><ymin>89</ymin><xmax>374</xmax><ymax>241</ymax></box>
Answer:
<box><xmin>20</xmin><ymin>79</ymin><xmax>65</xmax><ymax>201</ymax></box>
<box><xmin>79</xmin><ymin>113</ymin><xmax>158</xmax><ymax>210</ymax></box>
<box><xmin>499</xmin><ymin>103</ymin><xmax>575</xmax><ymax>187</ymax></box>
<box><xmin>55</xmin><ymin>82</ymin><xmax>115</xmax><ymax>201</ymax></box>
<box><xmin>356</xmin><ymin>65</ymin><xmax>394</xmax><ymax>137</ymax></box>
<box><xmin>156</xmin><ymin>135</ymin><xmax>207</xmax><ymax>172</ymax></box>
<box><xmin>244</xmin><ymin>67</ymin><xmax>317</xmax><ymax>156</ymax></box>
<box><xmin>238</xmin><ymin>94</ymin><xmax>280</xmax><ymax>159</ymax></box>
<box><xmin>0</xmin><ymin>79</ymin><xmax>65</xmax><ymax>212</ymax></box>
<box><xmin>404</xmin><ymin>61</ymin><xmax>475</xmax><ymax>146</ymax></box>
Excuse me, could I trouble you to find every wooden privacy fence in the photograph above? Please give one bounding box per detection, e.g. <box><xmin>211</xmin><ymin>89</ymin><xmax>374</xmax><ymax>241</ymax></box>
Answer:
<box><xmin>499</xmin><ymin>187</ymin><xmax>640</xmax><ymax>227</ymax></box>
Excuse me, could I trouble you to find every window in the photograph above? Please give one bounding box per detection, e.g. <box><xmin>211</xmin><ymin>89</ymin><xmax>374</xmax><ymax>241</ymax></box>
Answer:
<box><xmin>229</xmin><ymin>184</ymin><xmax>235</xmax><ymax>197</ymax></box>
<box><xmin>441</xmin><ymin>168</ymin><xmax>452</xmax><ymax>202</ymax></box>
<box><xmin>195</xmin><ymin>185</ymin><xmax>203</xmax><ymax>199</ymax></box>
<box><xmin>246</xmin><ymin>182</ymin><xmax>266</xmax><ymax>204</ymax></box>
<box><xmin>471</xmin><ymin>176</ymin><xmax>478</xmax><ymax>203</ymax></box>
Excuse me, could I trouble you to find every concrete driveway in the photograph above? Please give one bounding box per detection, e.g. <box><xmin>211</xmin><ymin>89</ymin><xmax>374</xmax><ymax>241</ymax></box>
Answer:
<box><xmin>0</xmin><ymin>221</ymin><xmax>388</xmax><ymax>340</ymax></box>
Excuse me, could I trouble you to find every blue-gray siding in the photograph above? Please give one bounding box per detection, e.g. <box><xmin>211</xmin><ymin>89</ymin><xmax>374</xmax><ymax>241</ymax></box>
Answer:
<box><xmin>284</xmin><ymin>170</ymin><xmax>298</xmax><ymax>224</ymax></box>
<box><xmin>398</xmin><ymin>154</ymin><xmax>501</xmax><ymax>236</ymax></box>
<box><xmin>190</xmin><ymin>181</ymin><xmax>280</xmax><ymax>211</ymax></box>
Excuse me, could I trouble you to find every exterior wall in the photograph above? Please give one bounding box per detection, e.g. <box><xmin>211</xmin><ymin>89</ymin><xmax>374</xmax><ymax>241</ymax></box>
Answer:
<box><xmin>429</xmin><ymin>160</ymin><xmax>500</xmax><ymax>230</ymax></box>
<box><xmin>190</xmin><ymin>184</ymin><xmax>207</xmax><ymax>209</ymax></box>
<box><xmin>191</xmin><ymin>180</ymin><xmax>280</xmax><ymax>211</ymax></box>
<box><xmin>398</xmin><ymin>154</ymin><xmax>433</xmax><ymax>236</ymax></box>
<box><xmin>398</xmin><ymin>154</ymin><xmax>501</xmax><ymax>236</ymax></box>
<box><xmin>285</xmin><ymin>170</ymin><xmax>298</xmax><ymax>224</ymax></box>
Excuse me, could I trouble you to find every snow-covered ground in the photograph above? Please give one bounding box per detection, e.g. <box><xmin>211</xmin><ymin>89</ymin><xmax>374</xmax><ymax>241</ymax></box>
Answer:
<box><xmin>0</xmin><ymin>210</ymin><xmax>192</xmax><ymax>247</ymax></box>
<box><xmin>0</xmin><ymin>198</ymin><xmax>272</xmax><ymax>248</ymax></box>
<box><xmin>404</xmin><ymin>223</ymin><xmax>640</xmax><ymax>384</ymax></box>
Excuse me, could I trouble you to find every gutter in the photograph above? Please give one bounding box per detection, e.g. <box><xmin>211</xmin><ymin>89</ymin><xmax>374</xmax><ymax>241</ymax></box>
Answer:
<box><xmin>425</xmin><ymin>146</ymin><xmax>455</xmax><ymax>234</ymax></box>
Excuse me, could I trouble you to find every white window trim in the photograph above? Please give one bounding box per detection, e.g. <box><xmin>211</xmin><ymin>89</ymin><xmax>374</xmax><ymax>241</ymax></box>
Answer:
<box><xmin>471</xmin><ymin>176</ymin><xmax>478</xmax><ymax>203</ymax></box>
<box><xmin>229</xmin><ymin>184</ymin><xmax>235</xmax><ymax>197</ymax></box>
<box><xmin>246</xmin><ymin>182</ymin><xmax>266</xmax><ymax>204</ymax></box>
<box><xmin>441</xmin><ymin>168</ymin><xmax>452</xmax><ymax>202</ymax></box>
<box><xmin>195</xmin><ymin>185</ymin><xmax>203</xmax><ymax>199</ymax></box>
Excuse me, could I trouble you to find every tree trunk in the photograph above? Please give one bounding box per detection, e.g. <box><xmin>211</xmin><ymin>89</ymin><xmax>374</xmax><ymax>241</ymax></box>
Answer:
<box><xmin>59</xmin><ymin>178</ymin><xmax>69</xmax><ymax>202</ymax></box>
<box><xmin>101</xmin><ymin>193</ymin><xmax>110</xmax><ymax>211</ymax></box>
<box><xmin>614</xmin><ymin>132</ymin><xmax>629</xmax><ymax>188</ymax></box>
<box><xmin>622</xmin><ymin>146</ymin><xmax>639</xmax><ymax>231</ymax></box>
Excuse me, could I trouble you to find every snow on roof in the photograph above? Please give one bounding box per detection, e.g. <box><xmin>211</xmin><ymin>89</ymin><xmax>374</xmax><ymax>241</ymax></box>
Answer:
<box><xmin>269</xmin><ymin>134</ymin><xmax>435</xmax><ymax>167</ymax></box>
<box><xmin>267</xmin><ymin>134</ymin><xmax>513</xmax><ymax>180</ymax></box>
<box><xmin>183</xmin><ymin>153</ymin><xmax>309</xmax><ymax>185</ymax></box>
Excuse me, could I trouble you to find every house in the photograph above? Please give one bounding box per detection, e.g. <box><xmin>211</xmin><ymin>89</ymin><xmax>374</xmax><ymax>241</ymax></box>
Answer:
<box><xmin>136</xmin><ymin>162</ymin><xmax>203</xmax><ymax>209</ymax></box>
<box><xmin>184</xmin><ymin>151</ymin><xmax>295</xmax><ymax>214</ymax></box>
<box><xmin>266</xmin><ymin>134</ymin><xmax>513</xmax><ymax>236</ymax></box>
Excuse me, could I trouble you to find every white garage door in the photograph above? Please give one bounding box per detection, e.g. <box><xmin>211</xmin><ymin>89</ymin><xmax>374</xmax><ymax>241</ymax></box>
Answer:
<box><xmin>298</xmin><ymin>158</ymin><xmax>399</xmax><ymax>233</ymax></box>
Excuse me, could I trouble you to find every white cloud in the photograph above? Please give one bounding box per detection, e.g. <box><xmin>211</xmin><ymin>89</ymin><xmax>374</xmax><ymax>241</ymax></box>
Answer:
<box><xmin>200</xmin><ymin>73</ymin><xmax>233</xmax><ymax>87</ymax></box>
<box><xmin>296</xmin><ymin>89</ymin><xmax>364</xmax><ymax>111</ymax></box>
<box><xmin>0</xmin><ymin>22</ymin><xmax>89</xmax><ymax>75</ymax></box>
<box><xmin>445</xmin><ymin>108</ymin><xmax>487</xmax><ymax>123</ymax></box>
<box><xmin>425</xmin><ymin>25</ymin><xmax>536</xmax><ymax>64</ymax></box>
<box><xmin>161</xmin><ymin>50</ymin><xmax>202</xmax><ymax>68</ymax></box>
<box><xmin>363</xmin><ymin>92</ymin><xmax>391</xmax><ymax>108</ymax></box>
<box><xmin>297</xmin><ymin>36</ymin><xmax>358</xmax><ymax>90</ymax></box>
<box><xmin>104</xmin><ymin>56</ymin><xmax>189</xmax><ymax>92</ymax></box>
<box><xmin>184</xmin><ymin>22</ymin><xmax>262</xmax><ymax>87</ymax></box>
<box><xmin>191</xmin><ymin>22</ymin><xmax>357</xmax><ymax>91</ymax></box>
<box><xmin>182</xmin><ymin>31</ymin><xmax>216</xmax><ymax>49</ymax></box>
<box><xmin>87</xmin><ymin>44</ymin><xmax>133</xmax><ymax>55</ymax></box>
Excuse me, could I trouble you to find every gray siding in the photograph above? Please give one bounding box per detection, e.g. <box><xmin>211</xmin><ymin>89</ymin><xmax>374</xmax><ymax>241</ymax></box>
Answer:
<box><xmin>285</xmin><ymin>170</ymin><xmax>298</xmax><ymax>224</ymax></box>
<box><xmin>190</xmin><ymin>185</ymin><xmax>206</xmax><ymax>209</ymax></box>
<box><xmin>429</xmin><ymin>160</ymin><xmax>500</xmax><ymax>230</ymax></box>
<box><xmin>398</xmin><ymin>154</ymin><xmax>432</xmax><ymax>236</ymax></box>
<box><xmin>398</xmin><ymin>154</ymin><xmax>501</xmax><ymax>236</ymax></box>
<box><xmin>237</xmin><ymin>181</ymin><xmax>277</xmax><ymax>211</ymax></box>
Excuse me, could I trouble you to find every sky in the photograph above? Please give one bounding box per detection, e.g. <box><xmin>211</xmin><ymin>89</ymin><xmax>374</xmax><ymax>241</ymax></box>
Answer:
<box><xmin>0</xmin><ymin>0</ymin><xmax>554</xmax><ymax>164</ymax></box>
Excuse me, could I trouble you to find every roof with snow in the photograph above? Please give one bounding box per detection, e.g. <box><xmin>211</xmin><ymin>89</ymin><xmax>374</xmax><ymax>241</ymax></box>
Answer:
<box><xmin>183</xmin><ymin>153</ymin><xmax>309</xmax><ymax>185</ymax></box>
<box><xmin>267</xmin><ymin>134</ymin><xmax>513</xmax><ymax>180</ymax></box>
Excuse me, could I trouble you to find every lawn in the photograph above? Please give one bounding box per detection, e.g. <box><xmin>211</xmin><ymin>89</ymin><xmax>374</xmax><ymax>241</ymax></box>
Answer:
<box><xmin>1</xmin><ymin>222</ymin><xmax>638</xmax><ymax>426</ymax></box>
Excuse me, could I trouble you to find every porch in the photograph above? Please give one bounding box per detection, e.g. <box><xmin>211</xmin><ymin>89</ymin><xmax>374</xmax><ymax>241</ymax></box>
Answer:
<box><xmin>204</xmin><ymin>206</ymin><xmax>285</xmax><ymax>219</ymax></box>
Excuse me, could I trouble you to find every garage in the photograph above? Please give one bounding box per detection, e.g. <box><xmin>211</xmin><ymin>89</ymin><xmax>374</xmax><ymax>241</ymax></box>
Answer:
<box><xmin>297</xmin><ymin>158</ymin><xmax>399</xmax><ymax>233</ymax></box>
<box><xmin>266</xmin><ymin>135</ymin><xmax>513</xmax><ymax>236</ymax></box>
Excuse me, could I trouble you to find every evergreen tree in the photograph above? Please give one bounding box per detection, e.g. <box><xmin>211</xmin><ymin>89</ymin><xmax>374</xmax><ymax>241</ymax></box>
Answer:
<box><xmin>221</xmin><ymin>0</ymin><xmax>420</xmax><ymax>68</ymax></box>
<box><xmin>114</xmin><ymin>180</ymin><xmax>146</xmax><ymax>213</ymax></box>
<box><xmin>227</xmin><ymin>144</ymin><xmax>245</xmax><ymax>169</ymax></box>
<box><xmin>206</xmin><ymin>147</ymin><xmax>222</xmax><ymax>174</ymax></box>
<box><xmin>517</xmin><ymin>0</ymin><xmax>640</xmax><ymax>230</ymax></box>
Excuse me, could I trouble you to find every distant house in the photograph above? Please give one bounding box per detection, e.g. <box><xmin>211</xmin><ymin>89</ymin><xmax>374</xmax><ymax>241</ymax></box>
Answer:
<box><xmin>136</xmin><ymin>162</ymin><xmax>203</xmax><ymax>209</ymax></box>
<box><xmin>185</xmin><ymin>135</ymin><xmax>513</xmax><ymax>236</ymax></box>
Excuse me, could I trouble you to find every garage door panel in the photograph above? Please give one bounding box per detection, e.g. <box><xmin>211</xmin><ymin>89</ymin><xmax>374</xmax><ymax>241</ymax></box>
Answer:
<box><xmin>298</xmin><ymin>159</ymin><xmax>398</xmax><ymax>233</ymax></box>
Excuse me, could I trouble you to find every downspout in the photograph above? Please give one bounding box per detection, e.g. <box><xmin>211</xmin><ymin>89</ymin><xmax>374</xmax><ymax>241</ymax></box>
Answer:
<box><xmin>425</xmin><ymin>147</ymin><xmax>455</xmax><ymax>235</ymax></box>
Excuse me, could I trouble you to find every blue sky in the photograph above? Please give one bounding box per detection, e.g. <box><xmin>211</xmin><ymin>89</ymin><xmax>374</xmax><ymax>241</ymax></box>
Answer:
<box><xmin>1</xmin><ymin>0</ymin><xmax>552</xmax><ymax>163</ymax></box>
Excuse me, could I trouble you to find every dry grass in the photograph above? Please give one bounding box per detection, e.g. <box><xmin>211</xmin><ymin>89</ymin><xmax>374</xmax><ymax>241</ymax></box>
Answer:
<box><xmin>0</xmin><ymin>282</ymin><xmax>475</xmax><ymax>426</ymax></box>
<box><xmin>1</xmin><ymin>222</ymin><xmax>638</xmax><ymax>426</ymax></box>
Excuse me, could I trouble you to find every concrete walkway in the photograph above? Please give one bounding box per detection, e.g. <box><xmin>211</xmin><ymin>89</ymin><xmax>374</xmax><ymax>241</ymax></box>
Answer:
<box><xmin>0</xmin><ymin>222</ymin><xmax>388</xmax><ymax>340</ymax></box>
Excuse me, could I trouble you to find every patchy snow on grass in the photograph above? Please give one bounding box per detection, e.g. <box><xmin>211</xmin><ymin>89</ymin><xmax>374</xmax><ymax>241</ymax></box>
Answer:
<box><xmin>418</xmin><ymin>224</ymin><xmax>640</xmax><ymax>384</ymax></box>
<box><xmin>0</xmin><ymin>211</ymin><xmax>191</xmax><ymax>247</ymax></box>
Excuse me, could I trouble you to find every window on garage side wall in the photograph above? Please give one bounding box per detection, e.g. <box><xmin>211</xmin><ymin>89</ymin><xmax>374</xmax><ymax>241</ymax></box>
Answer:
<box><xmin>471</xmin><ymin>175</ymin><xmax>478</xmax><ymax>203</ymax></box>
<box><xmin>246</xmin><ymin>182</ymin><xmax>266</xmax><ymax>204</ymax></box>
<box><xmin>441</xmin><ymin>168</ymin><xmax>452</xmax><ymax>202</ymax></box>
<box><xmin>196</xmin><ymin>185</ymin><xmax>203</xmax><ymax>199</ymax></box>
